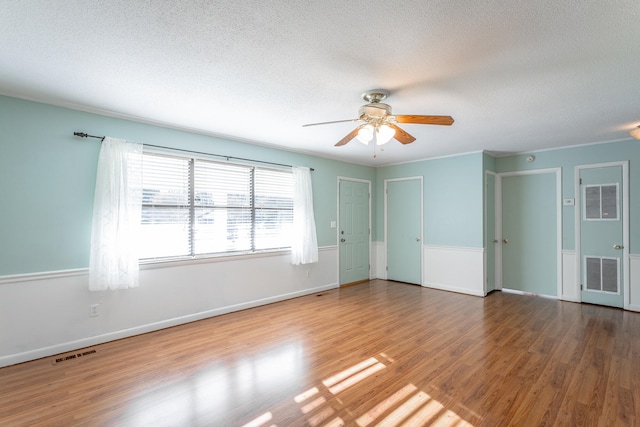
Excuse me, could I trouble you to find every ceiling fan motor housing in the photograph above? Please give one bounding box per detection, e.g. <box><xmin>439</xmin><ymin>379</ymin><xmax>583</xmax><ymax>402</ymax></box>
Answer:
<box><xmin>359</xmin><ymin>103</ymin><xmax>392</xmax><ymax>118</ymax></box>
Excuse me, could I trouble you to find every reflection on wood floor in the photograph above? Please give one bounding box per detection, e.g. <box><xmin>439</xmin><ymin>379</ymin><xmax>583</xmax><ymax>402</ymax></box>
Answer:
<box><xmin>1</xmin><ymin>279</ymin><xmax>639</xmax><ymax>426</ymax></box>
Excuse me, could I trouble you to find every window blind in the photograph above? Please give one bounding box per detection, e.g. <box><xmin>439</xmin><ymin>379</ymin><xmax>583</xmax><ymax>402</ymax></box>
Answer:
<box><xmin>194</xmin><ymin>161</ymin><xmax>253</xmax><ymax>254</ymax></box>
<box><xmin>140</xmin><ymin>154</ymin><xmax>191</xmax><ymax>259</ymax></box>
<box><xmin>139</xmin><ymin>152</ymin><xmax>294</xmax><ymax>260</ymax></box>
<box><xmin>254</xmin><ymin>168</ymin><xmax>294</xmax><ymax>250</ymax></box>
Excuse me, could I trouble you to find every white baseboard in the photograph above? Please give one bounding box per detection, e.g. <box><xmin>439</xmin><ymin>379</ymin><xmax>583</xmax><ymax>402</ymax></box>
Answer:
<box><xmin>422</xmin><ymin>282</ymin><xmax>485</xmax><ymax>297</ymax></box>
<box><xmin>0</xmin><ymin>283</ymin><xmax>337</xmax><ymax>368</ymax></box>
<box><xmin>502</xmin><ymin>288</ymin><xmax>559</xmax><ymax>300</ymax></box>
<box><xmin>626</xmin><ymin>304</ymin><xmax>640</xmax><ymax>312</ymax></box>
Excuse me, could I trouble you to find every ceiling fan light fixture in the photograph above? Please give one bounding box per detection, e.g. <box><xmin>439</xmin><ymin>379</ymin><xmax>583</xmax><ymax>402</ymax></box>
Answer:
<box><xmin>630</xmin><ymin>125</ymin><xmax>640</xmax><ymax>140</ymax></box>
<box><xmin>356</xmin><ymin>124</ymin><xmax>374</xmax><ymax>144</ymax></box>
<box><xmin>303</xmin><ymin>88</ymin><xmax>453</xmax><ymax>149</ymax></box>
<box><xmin>376</xmin><ymin>124</ymin><xmax>395</xmax><ymax>145</ymax></box>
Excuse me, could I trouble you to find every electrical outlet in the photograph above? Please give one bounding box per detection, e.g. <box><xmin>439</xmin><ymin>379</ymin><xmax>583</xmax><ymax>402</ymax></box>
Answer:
<box><xmin>89</xmin><ymin>304</ymin><xmax>99</xmax><ymax>317</ymax></box>
<box><xmin>306</xmin><ymin>270</ymin><xmax>311</xmax><ymax>278</ymax></box>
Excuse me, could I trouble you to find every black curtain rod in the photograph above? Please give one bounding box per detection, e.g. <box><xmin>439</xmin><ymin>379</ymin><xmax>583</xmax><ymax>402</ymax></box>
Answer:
<box><xmin>73</xmin><ymin>132</ymin><xmax>314</xmax><ymax>171</ymax></box>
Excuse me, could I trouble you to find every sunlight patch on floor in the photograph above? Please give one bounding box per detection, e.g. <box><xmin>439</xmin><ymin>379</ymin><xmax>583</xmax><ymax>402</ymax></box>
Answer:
<box><xmin>433</xmin><ymin>409</ymin><xmax>473</xmax><ymax>426</ymax></box>
<box><xmin>322</xmin><ymin>416</ymin><xmax>345</xmax><ymax>427</ymax></box>
<box><xmin>307</xmin><ymin>405</ymin><xmax>337</xmax><ymax>426</ymax></box>
<box><xmin>322</xmin><ymin>357</ymin><xmax>381</xmax><ymax>388</ymax></box>
<box><xmin>322</xmin><ymin>356</ymin><xmax>386</xmax><ymax>395</ymax></box>
<box><xmin>356</xmin><ymin>384</ymin><xmax>418</xmax><ymax>426</ymax></box>
<box><xmin>295</xmin><ymin>386</ymin><xmax>320</xmax><ymax>403</ymax></box>
<box><xmin>302</xmin><ymin>396</ymin><xmax>328</xmax><ymax>414</ymax></box>
<box><xmin>357</xmin><ymin>383</ymin><xmax>474</xmax><ymax>427</ymax></box>
<box><xmin>241</xmin><ymin>411</ymin><xmax>274</xmax><ymax>427</ymax></box>
<box><xmin>242</xmin><ymin>354</ymin><xmax>475</xmax><ymax>426</ymax></box>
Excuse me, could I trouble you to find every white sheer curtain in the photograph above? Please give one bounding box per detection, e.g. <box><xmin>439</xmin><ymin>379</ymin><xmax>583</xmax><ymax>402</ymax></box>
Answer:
<box><xmin>291</xmin><ymin>166</ymin><xmax>318</xmax><ymax>265</ymax></box>
<box><xmin>89</xmin><ymin>137</ymin><xmax>143</xmax><ymax>291</ymax></box>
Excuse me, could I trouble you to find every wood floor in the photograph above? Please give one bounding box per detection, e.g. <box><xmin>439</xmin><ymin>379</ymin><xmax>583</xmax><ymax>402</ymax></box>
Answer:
<box><xmin>2</xmin><ymin>280</ymin><xmax>639</xmax><ymax>426</ymax></box>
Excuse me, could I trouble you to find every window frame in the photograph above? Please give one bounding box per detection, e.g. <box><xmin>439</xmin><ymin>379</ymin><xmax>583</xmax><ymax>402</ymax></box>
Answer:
<box><xmin>139</xmin><ymin>150</ymin><xmax>294</xmax><ymax>265</ymax></box>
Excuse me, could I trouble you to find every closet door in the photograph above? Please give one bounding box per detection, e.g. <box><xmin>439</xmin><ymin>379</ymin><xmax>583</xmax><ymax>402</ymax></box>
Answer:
<box><xmin>386</xmin><ymin>178</ymin><xmax>422</xmax><ymax>285</ymax></box>
<box><xmin>501</xmin><ymin>172</ymin><xmax>557</xmax><ymax>296</ymax></box>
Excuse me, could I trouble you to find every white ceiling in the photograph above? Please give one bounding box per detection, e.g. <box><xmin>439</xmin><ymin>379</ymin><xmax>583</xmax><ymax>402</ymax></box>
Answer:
<box><xmin>1</xmin><ymin>0</ymin><xmax>639</xmax><ymax>166</ymax></box>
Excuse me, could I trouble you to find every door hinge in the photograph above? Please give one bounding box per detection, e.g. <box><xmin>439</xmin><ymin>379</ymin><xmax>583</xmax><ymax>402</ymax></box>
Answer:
<box><xmin>386</xmin><ymin>266</ymin><xmax>388</xmax><ymax>271</ymax></box>
<box><xmin>579</xmin><ymin>178</ymin><xmax>582</xmax><ymax>185</ymax></box>
<box><xmin>580</xmin><ymin>284</ymin><xmax>583</xmax><ymax>290</ymax></box>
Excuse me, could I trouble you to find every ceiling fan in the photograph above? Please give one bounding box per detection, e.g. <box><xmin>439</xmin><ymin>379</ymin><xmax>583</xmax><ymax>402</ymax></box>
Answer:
<box><xmin>303</xmin><ymin>89</ymin><xmax>454</xmax><ymax>147</ymax></box>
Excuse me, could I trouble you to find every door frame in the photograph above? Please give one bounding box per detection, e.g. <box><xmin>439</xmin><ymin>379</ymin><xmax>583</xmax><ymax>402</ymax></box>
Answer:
<box><xmin>337</xmin><ymin>176</ymin><xmax>372</xmax><ymax>285</ymax></box>
<box><xmin>384</xmin><ymin>176</ymin><xmax>424</xmax><ymax>284</ymax></box>
<box><xmin>485</xmin><ymin>170</ymin><xmax>498</xmax><ymax>295</ymax></box>
<box><xmin>574</xmin><ymin>161</ymin><xmax>629</xmax><ymax>308</ymax></box>
<box><xmin>495</xmin><ymin>168</ymin><xmax>562</xmax><ymax>296</ymax></box>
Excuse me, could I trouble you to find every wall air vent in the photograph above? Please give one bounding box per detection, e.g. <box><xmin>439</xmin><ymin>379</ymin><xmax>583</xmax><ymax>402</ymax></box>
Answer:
<box><xmin>585</xmin><ymin>256</ymin><xmax>619</xmax><ymax>294</ymax></box>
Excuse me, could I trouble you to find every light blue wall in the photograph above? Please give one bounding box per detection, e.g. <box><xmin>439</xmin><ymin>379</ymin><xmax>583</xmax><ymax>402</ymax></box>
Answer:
<box><xmin>0</xmin><ymin>95</ymin><xmax>375</xmax><ymax>275</ymax></box>
<box><xmin>8</xmin><ymin>93</ymin><xmax>636</xmax><ymax>278</ymax></box>
<box><xmin>496</xmin><ymin>140</ymin><xmax>640</xmax><ymax>252</ymax></box>
<box><xmin>483</xmin><ymin>152</ymin><xmax>496</xmax><ymax>173</ymax></box>
<box><xmin>375</xmin><ymin>152</ymin><xmax>484</xmax><ymax>248</ymax></box>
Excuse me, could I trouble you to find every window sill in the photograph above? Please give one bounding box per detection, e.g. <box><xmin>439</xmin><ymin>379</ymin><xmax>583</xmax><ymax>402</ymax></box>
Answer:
<box><xmin>139</xmin><ymin>249</ymin><xmax>292</xmax><ymax>270</ymax></box>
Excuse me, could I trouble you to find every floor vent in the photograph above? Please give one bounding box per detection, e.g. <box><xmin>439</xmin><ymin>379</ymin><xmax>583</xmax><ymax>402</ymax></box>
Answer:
<box><xmin>52</xmin><ymin>349</ymin><xmax>97</xmax><ymax>365</ymax></box>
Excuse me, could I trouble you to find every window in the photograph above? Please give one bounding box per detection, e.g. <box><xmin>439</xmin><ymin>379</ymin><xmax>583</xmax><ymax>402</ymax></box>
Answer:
<box><xmin>140</xmin><ymin>152</ymin><xmax>294</xmax><ymax>261</ymax></box>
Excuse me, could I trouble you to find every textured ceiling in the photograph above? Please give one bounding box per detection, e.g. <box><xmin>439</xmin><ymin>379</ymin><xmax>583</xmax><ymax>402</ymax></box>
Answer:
<box><xmin>1</xmin><ymin>0</ymin><xmax>639</xmax><ymax>166</ymax></box>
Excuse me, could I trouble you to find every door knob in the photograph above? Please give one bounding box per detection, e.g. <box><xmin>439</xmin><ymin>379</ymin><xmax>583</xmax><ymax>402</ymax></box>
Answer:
<box><xmin>613</xmin><ymin>244</ymin><xmax>623</xmax><ymax>250</ymax></box>
<box><xmin>503</xmin><ymin>238</ymin><xmax>509</xmax><ymax>244</ymax></box>
<box><xmin>340</xmin><ymin>238</ymin><xmax>345</xmax><ymax>243</ymax></box>
<box><xmin>416</xmin><ymin>237</ymin><xmax>421</xmax><ymax>242</ymax></box>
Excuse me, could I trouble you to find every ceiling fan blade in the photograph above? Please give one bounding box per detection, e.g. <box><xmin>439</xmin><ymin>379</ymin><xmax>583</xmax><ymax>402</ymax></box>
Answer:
<box><xmin>389</xmin><ymin>124</ymin><xmax>416</xmax><ymax>144</ymax></box>
<box><xmin>335</xmin><ymin>128</ymin><xmax>360</xmax><ymax>146</ymax></box>
<box><xmin>303</xmin><ymin>118</ymin><xmax>360</xmax><ymax>127</ymax></box>
<box><xmin>395</xmin><ymin>115</ymin><xmax>454</xmax><ymax>126</ymax></box>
